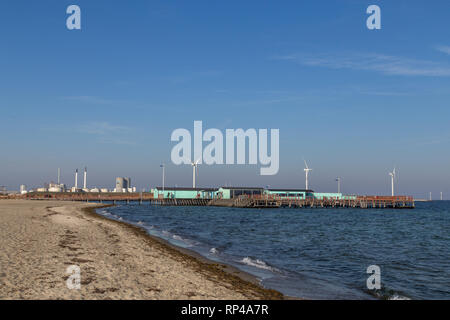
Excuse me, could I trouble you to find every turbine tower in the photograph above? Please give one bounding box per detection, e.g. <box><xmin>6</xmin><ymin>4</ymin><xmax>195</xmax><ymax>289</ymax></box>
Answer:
<box><xmin>388</xmin><ymin>167</ymin><xmax>396</xmax><ymax>196</ymax></box>
<box><xmin>304</xmin><ymin>159</ymin><xmax>312</xmax><ymax>190</ymax></box>
<box><xmin>191</xmin><ymin>159</ymin><xmax>200</xmax><ymax>188</ymax></box>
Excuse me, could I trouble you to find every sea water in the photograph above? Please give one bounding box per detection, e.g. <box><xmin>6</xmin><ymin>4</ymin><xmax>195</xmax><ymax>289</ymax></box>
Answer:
<box><xmin>96</xmin><ymin>201</ymin><xmax>450</xmax><ymax>300</ymax></box>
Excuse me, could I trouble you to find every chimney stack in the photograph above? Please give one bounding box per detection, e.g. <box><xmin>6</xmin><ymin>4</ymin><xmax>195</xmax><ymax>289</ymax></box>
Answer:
<box><xmin>83</xmin><ymin>167</ymin><xmax>87</xmax><ymax>189</ymax></box>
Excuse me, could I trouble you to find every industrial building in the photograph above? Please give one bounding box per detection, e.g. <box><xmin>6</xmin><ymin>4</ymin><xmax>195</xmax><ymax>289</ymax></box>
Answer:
<box><xmin>20</xmin><ymin>185</ymin><xmax>27</xmax><ymax>195</ymax></box>
<box><xmin>23</xmin><ymin>166</ymin><xmax>357</xmax><ymax>201</ymax></box>
<box><xmin>115</xmin><ymin>177</ymin><xmax>136</xmax><ymax>193</ymax></box>
<box><xmin>48</xmin><ymin>182</ymin><xmax>66</xmax><ymax>193</ymax></box>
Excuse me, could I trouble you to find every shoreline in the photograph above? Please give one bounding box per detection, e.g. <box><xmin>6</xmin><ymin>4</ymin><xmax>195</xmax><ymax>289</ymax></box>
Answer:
<box><xmin>84</xmin><ymin>204</ymin><xmax>285</xmax><ymax>299</ymax></box>
<box><xmin>0</xmin><ymin>200</ymin><xmax>284</xmax><ymax>300</ymax></box>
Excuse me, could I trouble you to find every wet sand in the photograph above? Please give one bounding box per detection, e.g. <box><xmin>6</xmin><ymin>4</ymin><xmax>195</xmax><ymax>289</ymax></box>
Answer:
<box><xmin>0</xmin><ymin>200</ymin><xmax>283</xmax><ymax>300</ymax></box>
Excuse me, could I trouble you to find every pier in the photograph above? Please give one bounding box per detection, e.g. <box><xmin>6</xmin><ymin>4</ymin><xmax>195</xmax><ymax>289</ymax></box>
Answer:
<box><xmin>224</xmin><ymin>195</ymin><xmax>415</xmax><ymax>209</ymax></box>
<box><xmin>20</xmin><ymin>192</ymin><xmax>415</xmax><ymax>209</ymax></box>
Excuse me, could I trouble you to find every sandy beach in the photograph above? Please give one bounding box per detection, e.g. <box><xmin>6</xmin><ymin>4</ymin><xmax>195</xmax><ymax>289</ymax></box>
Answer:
<box><xmin>0</xmin><ymin>200</ymin><xmax>282</xmax><ymax>300</ymax></box>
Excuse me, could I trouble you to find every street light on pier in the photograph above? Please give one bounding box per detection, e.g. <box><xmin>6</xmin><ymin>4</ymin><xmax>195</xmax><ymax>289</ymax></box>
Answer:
<box><xmin>160</xmin><ymin>164</ymin><xmax>165</xmax><ymax>193</ymax></box>
<box><xmin>336</xmin><ymin>177</ymin><xmax>341</xmax><ymax>194</ymax></box>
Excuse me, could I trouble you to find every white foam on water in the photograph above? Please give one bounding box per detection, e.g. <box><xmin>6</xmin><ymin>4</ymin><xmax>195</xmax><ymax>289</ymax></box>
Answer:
<box><xmin>209</xmin><ymin>247</ymin><xmax>219</xmax><ymax>255</ymax></box>
<box><xmin>162</xmin><ymin>230</ymin><xmax>171</xmax><ymax>237</ymax></box>
<box><xmin>389</xmin><ymin>294</ymin><xmax>411</xmax><ymax>300</ymax></box>
<box><xmin>98</xmin><ymin>208</ymin><xmax>113</xmax><ymax>216</ymax></box>
<box><xmin>172</xmin><ymin>234</ymin><xmax>198</xmax><ymax>247</ymax></box>
<box><xmin>161</xmin><ymin>230</ymin><xmax>189</xmax><ymax>245</ymax></box>
<box><xmin>239</xmin><ymin>257</ymin><xmax>279</xmax><ymax>273</ymax></box>
<box><xmin>172</xmin><ymin>234</ymin><xmax>183</xmax><ymax>241</ymax></box>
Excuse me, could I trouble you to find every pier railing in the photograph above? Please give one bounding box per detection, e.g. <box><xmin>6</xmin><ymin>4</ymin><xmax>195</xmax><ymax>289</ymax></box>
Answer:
<box><xmin>356</xmin><ymin>195</ymin><xmax>414</xmax><ymax>202</ymax></box>
<box><xmin>231</xmin><ymin>194</ymin><xmax>415</xmax><ymax>209</ymax></box>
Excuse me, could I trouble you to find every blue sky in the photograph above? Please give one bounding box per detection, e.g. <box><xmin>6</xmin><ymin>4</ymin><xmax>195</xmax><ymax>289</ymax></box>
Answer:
<box><xmin>1</xmin><ymin>0</ymin><xmax>450</xmax><ymax>198</ymax></box>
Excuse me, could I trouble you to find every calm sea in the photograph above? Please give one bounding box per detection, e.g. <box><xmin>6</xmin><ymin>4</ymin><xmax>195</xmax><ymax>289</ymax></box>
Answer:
<box><xmin>96</xmin><ymin>201</ymin><xmax>450</xmax><ymax>299</ymax></box>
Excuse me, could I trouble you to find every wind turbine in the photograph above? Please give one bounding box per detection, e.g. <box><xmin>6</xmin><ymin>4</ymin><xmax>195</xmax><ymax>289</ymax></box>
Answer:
<box><xmin>303</xmin><ymin>159</ymin><xmax>312</xmax><ymax>190</ymax></box>
<box><xmin>191</xmin><ymin>158</ymin><xmax>200</xmax><ymax>188</ymax></box>
<box><xmin>388</xmin><ymin>167</ymin><xmax>396</xmax><ymax>196</ymax></box>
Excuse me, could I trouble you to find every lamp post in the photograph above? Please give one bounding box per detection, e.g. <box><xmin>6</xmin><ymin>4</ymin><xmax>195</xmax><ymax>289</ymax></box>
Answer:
<box><xmin>160</xmin><ymin>164</ymin><xmax>165</xmax><ymax>195</ymax></box>
<box><xmin>336</xmin><ymin>177</ymin><xmax>341</xmax><ymax>194</ymax></box>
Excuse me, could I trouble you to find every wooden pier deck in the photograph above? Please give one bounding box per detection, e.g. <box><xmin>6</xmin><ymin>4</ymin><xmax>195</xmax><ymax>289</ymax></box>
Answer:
<box><xmin>20</xmin><ymin>192</ymin><xmax>414</xmax><ymax>209</ymax></box>
<box><xmin>242</xmin><ymin>195</ymin><xmax>415</xmax><ymax>209</ymax></box>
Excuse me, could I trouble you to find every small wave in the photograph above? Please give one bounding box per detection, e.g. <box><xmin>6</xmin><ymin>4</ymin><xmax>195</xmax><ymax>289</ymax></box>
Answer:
<box><xmin>159</xmin><ymin>231</ymin><xmax>192</xmax><ymax>245</ymax></box>
<box><xmin>108</xmin><ymin>213</ymin><xmax>120</xmax><ymax>219</ymax></box>
<box><xmin>172</xmin><ymin>234</ymin><xmax>197</xmax><ymax>247</ymax></box>
<box><xmin>172</xmin><ymin>235</ymin><xmax>184</xmax><ymax>241</ymax></box>
<box><xmin>239</xmin><ymin>257</ymin><xmax>279</xmax><ymax>273</ymax></box>
<box><xmin>209</xmin><ymin>247</ymin><xmax>219</xmax><ymax>255</ymax></box>
<box><xmin>369</xmin><ymin>288</ymin><xmax>412</xmax><ymax>300</ymax></box>
<box><xmin>137</xmin><ymin>221</ymin><xmax>144</xmax><ymax>225</ymax></box>
<box><xmin>388</xmin><ymin>294</ymin><xmax>411</xmax><ymax>300</ymax></box>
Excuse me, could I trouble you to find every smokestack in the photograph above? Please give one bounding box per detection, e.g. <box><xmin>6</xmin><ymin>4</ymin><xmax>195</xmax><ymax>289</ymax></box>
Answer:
<box><xmin>75</xmin><ymin>169</ymin><xmax>78</xmax><ymax>189</ymax></box>
<box><xmin>83</xmin><ymin>167</ymin><xmax>87</xmax><ymax>189</ymax></box>
<box><xmin>57</xmin><ymin>168</ymin><xmax>60</xmax><ymax>185</ymax></box>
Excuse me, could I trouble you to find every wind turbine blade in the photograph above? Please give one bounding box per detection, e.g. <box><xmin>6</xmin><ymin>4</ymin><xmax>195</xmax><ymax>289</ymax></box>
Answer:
<box><xmin>304</xmin><ymin>159</ymin><xmax>309</xmax><ymax>169</ymax></box>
